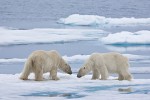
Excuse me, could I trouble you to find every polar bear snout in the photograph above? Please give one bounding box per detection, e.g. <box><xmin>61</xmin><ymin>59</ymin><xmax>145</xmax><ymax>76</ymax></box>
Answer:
<box><xmin>77</xmin><ymin>69</ymin><xmax>83</xmax><ymax>78</ymax></box>
<box><xmin>67</xmin><ymin>68</ymin><xmax>72</xmax><ymax>75</ymax></box>
<box><xmin>65</xmin><ymin>65</ymin><xmax>72</xmax><ymax>75</ymax></box>
<box><xmin>77</xmin><ymin>74</ymin><xmax>82</xmax><ymax>78</ymax></box>
<box><xmin>68</xmin><ymin>71</ymin><xmax>72</xmax><ymax>75</ymax></box>
<box><xmin>77</xmin><ymin>66</ymin><xmax>91</xmax><ymax>78</ymax></box>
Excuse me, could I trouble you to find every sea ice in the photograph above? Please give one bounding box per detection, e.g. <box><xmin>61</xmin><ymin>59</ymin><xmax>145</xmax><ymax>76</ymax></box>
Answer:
<box><xmin>0</xmin><ymin>73</ymin><xmax>150</xmax><ymax>100</ymax></box>
<box><xmin>0</xmin><ymin>27</ymin><xmax>105</xmax><ymax>45</ymax></box>
<box><xmin>58</xmin><ymin>14</ymin><xmax>150</xmax><ymax>26</ymax></box>
<box><xmin>101</xmin><ymin>30</ymin><xmax>150</xmax><ymax>45</ymax></box>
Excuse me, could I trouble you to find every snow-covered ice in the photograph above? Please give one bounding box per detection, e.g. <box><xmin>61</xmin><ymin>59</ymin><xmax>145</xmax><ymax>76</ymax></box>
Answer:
<box><xmin>104</xmin><ymin>45</ymin><xmax>150</xmax><ymax>52</ymax></box>
<box><xmin>0</xmin><ymin>58</ymin><xmax>26</xmax><ymax>63</ymax></box>
<box><xmin>58</xmin><ymin>14</ymin><xmax>150</xmax><ymax>26</ymax></box>
<box><xmin>101</xmin><ymin>30</ymin><xmax>150</xmax><ymax>45</ymax></box>
<box><xmin>0</xmin><ymin>73</ymin><xmax>150</xmax><ymax>100</ymax></box>
<box><xmin>0</xmin><ymin>27</ymin><xmax>105</xmax><ymax>46</ymax></box>
<box><xmin>0</xmin><ymin>1</ymin><xmax>150</xmax><ymax>100</ymax></box>
<box><xmin>0</xmin><ymin>27</ymin><xmax>150</xmax><ymax>46</ymax></box>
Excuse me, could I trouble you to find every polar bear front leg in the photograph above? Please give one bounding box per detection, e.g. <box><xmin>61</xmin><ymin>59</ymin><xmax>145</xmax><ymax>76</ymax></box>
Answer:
<box><xmin>34</xmin><ymin>67</ymin><xmax>43</xmax><ymax>81</ymax></box>
<box><xmin>50</xmin><ymin>67</ymin><xmax>60</xmax><ymax>80</ymax></box>
<box><xmin>118</xmin><ymin>74</ymin><xmax>124</xmax><ymax>81</ymax></box>
<box><xmin>92</xmin><ymin>69</ymin><xmax>100</xmax><ymax>80</ymax></box>
<box><xmin>100</xmin><ymin>66</ymin><xmax>109</xmax><ymax>80</ymax></box>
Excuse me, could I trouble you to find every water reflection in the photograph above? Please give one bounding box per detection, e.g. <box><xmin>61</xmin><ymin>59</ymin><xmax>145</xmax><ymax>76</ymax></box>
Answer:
<box><xmin>118</xmin><ymin>87</ymin><xmax>132</xmax><ymax>93</ymax></box>
<box><xmin>22</xmin><ymin>91</ymin><xmax>86</xmax><ymax>99</ymax></box>
<box><xmin>118</xmin><ymin>86</ymin><xmax>150</xmax><ymax>94</ymax></box>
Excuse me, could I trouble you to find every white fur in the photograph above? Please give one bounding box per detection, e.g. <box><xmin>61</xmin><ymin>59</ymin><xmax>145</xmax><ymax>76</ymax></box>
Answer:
<box><xmin>77</xmin><ymin>52</ymin><xmax>132</xmax><ymax>81</ymax></box>
<box><xmin>20</xmin><ymin>50</ymin><xmax>72</xmax><ymax>81</ymax></box>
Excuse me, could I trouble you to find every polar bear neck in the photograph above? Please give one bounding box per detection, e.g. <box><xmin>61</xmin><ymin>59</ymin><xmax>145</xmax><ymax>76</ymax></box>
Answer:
<box><xmin>84</xmin><ymin>60</ymin><xmax>93</xmax><ymax>73</ymax></box>
<box><xmin>58</xmin><ymin>58</ymin><xmax>66</xmax><ymax>70</ymax></box>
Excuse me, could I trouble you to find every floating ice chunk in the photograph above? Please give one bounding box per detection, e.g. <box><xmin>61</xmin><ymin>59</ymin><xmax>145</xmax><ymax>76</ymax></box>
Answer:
<box><xmin>0</xmin><ymin>27</ymin><xmax>105</xmax><ymax>45</ymax></box>
<box><xmin>63</xmin><ymin>55</ymin><xmax>90</xmax><ymax>62</ymax></box>
<box><xmin>0</xmin><ymin>58</ymin><xmax>26</xmax><ymax>63</ymax></box>
<box><xmin>101</xmin><ymin>30</ymin><xmax>150</xmax><ymax>45</ymax></box>
<box><xmin>58</xmin><ymin>14</ymin><xmax>150</xmax><ymax>26</ymax></box>
<box><xmin>104</xmin><ymin>45</ymin><xmax>150</xmax><ymax>52</ymax></box>
<box><xmin>58</xmin><ymin>14</ymin><xmax>105</xmax><ymax>26</ymax></box>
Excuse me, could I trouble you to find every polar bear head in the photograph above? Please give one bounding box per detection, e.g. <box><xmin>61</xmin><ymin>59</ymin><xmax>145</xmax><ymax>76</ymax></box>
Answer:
<box><xmin>59</xmin><ymin>58</ymin><xmax>72</xmax><ymax>75</ymax></box>
<box><xmin>77</xmin><ymin>58</ymin><xmax>93</xmax><ymax>78</ymax></box>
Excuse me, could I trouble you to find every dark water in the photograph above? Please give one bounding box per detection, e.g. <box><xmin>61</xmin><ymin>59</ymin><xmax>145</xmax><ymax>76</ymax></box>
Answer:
<box><xmin>22</xmin><ymin>91</ymin><xmax>86</xmax><ymax>99</ymax></box>
<box><xmin>21</xmin><ymin>84</ymin><xmax>150</xmax><ymax>99</ymax></box>
<box><xmin>0</xmin><ymin>0</ymin><xmax>150</xmax><ymax>29</ymax></box>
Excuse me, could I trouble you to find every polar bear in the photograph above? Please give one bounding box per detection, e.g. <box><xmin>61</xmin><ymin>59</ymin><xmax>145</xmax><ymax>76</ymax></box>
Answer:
<box><xmin>20</xmin><ymin>50</ymin><xmax>72</xmax><ymax>81</ymax></box>
<box><xmin>77</xmin><ymin>52</ymin><xmax>132</xmax><ymax>81</ymax></box>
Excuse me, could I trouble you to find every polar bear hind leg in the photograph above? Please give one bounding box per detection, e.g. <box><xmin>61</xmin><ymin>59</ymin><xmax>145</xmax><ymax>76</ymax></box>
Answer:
<box><xmin>118</xmin><ymin>68</ymin><xmax>132</xmax><ymax>81</ymax></box>
<box><xmin>118</xmin><ymin>71</ymin><xmax>132</xmax><ymax>81</ymax></box>
<box><xmin>20</xmin><ymin>59</ymin><xmax>32</xmax><ymax>80</ymax></box>
<box><xmin>124</xmin><ymin>70</ymin><xmax>132</xmax><ymax>81</ymax></box>
<box><xmin>118</xmin><ymin>74</ymin><xmax>124</xmax><ymax>81</ymax></box>
<box><xmin>117</xmin><ymin>56</ymin><xmax>132</xmax><ymax>81</ymax></box>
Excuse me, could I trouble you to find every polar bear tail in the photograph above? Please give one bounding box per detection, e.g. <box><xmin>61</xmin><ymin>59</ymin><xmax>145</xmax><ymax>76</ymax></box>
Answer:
<box><xmin>20</xmin><ymin>57</ymin><xmax>33</xmax><ymax>80</ymax></box>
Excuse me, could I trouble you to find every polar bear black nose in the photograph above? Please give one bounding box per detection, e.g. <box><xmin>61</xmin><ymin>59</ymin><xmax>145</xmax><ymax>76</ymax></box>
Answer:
<box><xmin>77</xmin><ymin>74</ymin><xmax>81</xmax><ymax>78</ymax></box>
<box><xmin>68</xmin><ymin>71</ymin><xmax>72</xmax><ymax>75</ymax></box>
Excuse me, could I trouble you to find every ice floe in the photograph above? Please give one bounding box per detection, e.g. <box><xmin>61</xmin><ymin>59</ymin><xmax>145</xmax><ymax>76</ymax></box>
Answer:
<box><xmin>58</xmin><ymin>14</ymin><xmax>150</xmax><ymax>26</ymax></box>
<box><xmin>104</xmin><ymin>45</ymin><xmax>150</xmax><ymax>52</ymax></box>
<box><xmin>0</xmin><ymin>73</ymin><xmax>150</xmax><ymax>100</ymax></box>
<box><xmin>0</xmin><ymin>27</ymin><xmax>105</xmax><ymax>46</ymax></box>
<box><xmin>101</xmin><ymin>30</ymin><xmax>150</xmax><ymax>45</ymax></box>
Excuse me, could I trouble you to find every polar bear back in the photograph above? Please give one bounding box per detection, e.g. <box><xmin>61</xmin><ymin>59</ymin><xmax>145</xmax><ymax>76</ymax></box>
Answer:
<box><xmin>28</xmin><ymin>50</ymin><xmax>61</xmax><ymax>73</ymax></box>
<box><xmin>46</xmin><ymin>50</ymin><xmax>62</xmax><ymax>65</ymax></box>
<box><xmin>90</xmin><ymin>52</ymin><xmax>129</xmax><ymax>73</ymax></box>
<box><xmin>103</xmin><ymin>52</ymin><xmax>129</xmax><ymax>73</ymax></box>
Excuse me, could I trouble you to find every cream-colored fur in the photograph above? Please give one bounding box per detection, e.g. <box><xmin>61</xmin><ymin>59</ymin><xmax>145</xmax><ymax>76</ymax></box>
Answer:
<box><xmin>20</xmin><ymin>50</ymin><xmax>72</xmax><ymax>81</ymax></box>
<box><xmin>77</xmin><ymin>52</ymin><xmax>132</xmax><ymax>81</ymax></box>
